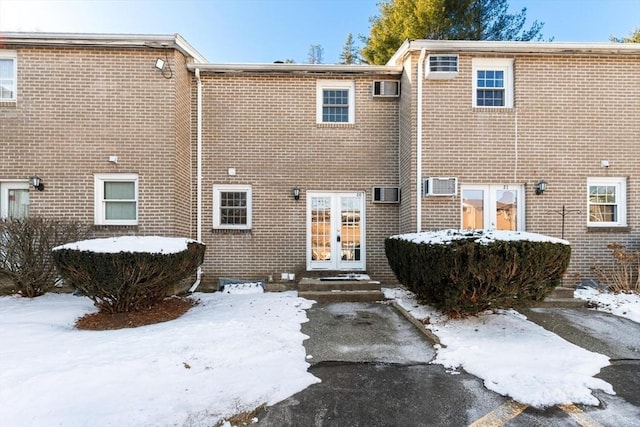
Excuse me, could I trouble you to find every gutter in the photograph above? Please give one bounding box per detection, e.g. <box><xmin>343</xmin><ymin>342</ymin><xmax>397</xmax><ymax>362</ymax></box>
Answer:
<box><xmin>189</xmin><ymin>67</ymin><xmax>203</xmax><ymax>292</ymax></box>
<box><xmin>416</xmin><ymin>48</ymin><xmax>426</xmax><ymax>232</ymax></box>
<box><xmin>186</xmin><ymin>62</ymin><xmax>403</xmax><ymax>75</ymax></box>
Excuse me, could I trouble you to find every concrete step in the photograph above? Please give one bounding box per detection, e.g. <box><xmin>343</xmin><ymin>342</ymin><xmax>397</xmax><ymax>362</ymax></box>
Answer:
<box><xmin>533</xmin><ymin>297</ymin><xmax>587</xmax><ymax>308</ymax></box>
<box><xmin>298</xmin><ymin>290</ymin><xmax>387</xmax><ymax>303</ymax></box>
<box><xmin>550</xmin><ymin>286</ymin><xmax>576</xmax><ymax>299</ymax></box>
<box><xmin>298</xmin><ymin>280</ymin><xmax>382</xmax><ymax>292</ymax></box>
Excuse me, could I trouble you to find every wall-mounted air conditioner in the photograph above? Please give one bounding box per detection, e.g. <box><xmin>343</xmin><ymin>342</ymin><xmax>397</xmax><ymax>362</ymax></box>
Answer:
<box><xmin>372</xmin><ymin>80</ymin><xmax>400</xmax><ymax>97</ymax></box>
<box><xmin>425</xmin><ymin>55</ymin><xmax>459</xmax><ymax>80</ymax></box>
<box><xmin>423</xmin><ymin>177</ymin><xmax>457</xmax><ymax>196</ymax></box>
<box><xmin>372</xmin><ymin>187</ymin><xmax>400</xmax><ymax>203</ymax></box>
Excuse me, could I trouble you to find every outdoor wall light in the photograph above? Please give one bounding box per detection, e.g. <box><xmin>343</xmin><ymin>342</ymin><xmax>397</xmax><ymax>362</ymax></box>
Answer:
<box><xmin>535</xmin><ymin>180</ymin><xmax>547</xmax><ymax>195</ymax></box>
<box><xmin>292</xmin><ymin>187</ymin><xmax>301</xmax><ymax>200</ymax></box>
<box><xmin>154</xmin><ymin>58</ymin><xmax>165</xmax><ymax>70</ymax></box>
<box><xmin>30</xmin><ymin>175</ymin><xmax>44</xmax><ymax>191</ymax></box>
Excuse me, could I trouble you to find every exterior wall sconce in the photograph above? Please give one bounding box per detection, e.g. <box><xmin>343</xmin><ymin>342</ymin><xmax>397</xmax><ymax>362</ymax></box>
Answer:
<box><xmin>30</xmin><ymin>175</ymin><xmax>44</xmax><ymax>191</ymax></box>
<box><xmin>535</xmin><ymin>180</ymin><xmax>547</xmax><ymax>195</ymax></box>
<box><xmin>292</xmin><ymin>187</ymin><xmax>301</xmax><ymax>200</ymax></box>
<box><xmin>155</xmin><ymin>58</ymin><xmax>165</xmax><ymax>70</ymax></box>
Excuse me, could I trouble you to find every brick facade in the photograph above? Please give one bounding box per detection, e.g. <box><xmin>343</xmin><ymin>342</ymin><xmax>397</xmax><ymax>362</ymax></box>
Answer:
<box><xmin>1</xmin><ymin>34</ymin><xmax>638</xmax><ymax>290</ymax></box>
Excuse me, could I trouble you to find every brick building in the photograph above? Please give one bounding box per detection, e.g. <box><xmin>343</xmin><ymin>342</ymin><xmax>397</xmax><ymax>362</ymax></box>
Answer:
<box><xmin>1</xmin><ymin>33</ymin><xmax>638</xmax><ymax>289</ymax></box>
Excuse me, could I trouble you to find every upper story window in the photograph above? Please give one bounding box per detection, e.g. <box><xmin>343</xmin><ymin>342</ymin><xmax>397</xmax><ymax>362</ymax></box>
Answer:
<box><xmin>587</xmin><ymin>177</ymin><xmax>627</xmax><ymax>227</ymax></box>
<box><xmin>0</xmin><ymin>50</ymin><xmax>17</xmax><ymax>102</ymax></box>
<box><xmin>316</xmin><ymin>80</ymin><xmax>355</xmax><ymax>124</ymax></box>
<box><xmin>425</xmin><ymin>55</ymin><xmax>458</xmax><ymax>79</ymax></box>
<box><xmin>472</xmin><ymin>58</ymin><xmax>514</xmax><ymax>108</ymax></box>
<box><xmin>94</xmin><ymin>173</ymin><xmax>138</xmax><ymax>226</ymax></box>
<box><xmin>213</xmin><ymin>185</ymin><xmax>252</xmax><ymax>230</ymax></box>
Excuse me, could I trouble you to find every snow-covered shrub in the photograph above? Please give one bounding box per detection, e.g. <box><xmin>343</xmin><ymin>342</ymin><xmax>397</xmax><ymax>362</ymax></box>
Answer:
<box><xmin>52</xmin><ymin>237</ymin><xmax>205</xmax><ymax>313</ymax></box>
<box><xmin>0</xmin><ymin>217</ymin><xmax>88</xmax><ymax>297</ymax></box>
<box><xmin>385</xmin><ymin>229</ymin><xmax>571</xmax><ymax>316</ymax></box>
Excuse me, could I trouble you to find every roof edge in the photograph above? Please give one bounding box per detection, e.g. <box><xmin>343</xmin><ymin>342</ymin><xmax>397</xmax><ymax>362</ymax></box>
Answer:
<box><xmin>0</xmin><ymin>32</ymin><xmax>207</xmax><ymax>62</ymax></box>
<box><xmin>387</xmin><ymin>39</ymin><xmax>640</xmax><ymax>64</ymax></box>
<box><xmin>187</xmin><ymin>62</ymin><xmax>403</xmax><ymax>74</ymax></box>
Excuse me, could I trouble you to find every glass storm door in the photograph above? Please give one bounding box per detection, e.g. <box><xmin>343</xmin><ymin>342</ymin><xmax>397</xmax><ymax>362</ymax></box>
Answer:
<box><xmin>307</xmin><ymin>192</ymin><xmax>365</xmax><ymax>270</ymax></box>
<box><xmin>461</xmin><ymin>185</ymin><xmax>523</xmax><ymax>231</ymax></box>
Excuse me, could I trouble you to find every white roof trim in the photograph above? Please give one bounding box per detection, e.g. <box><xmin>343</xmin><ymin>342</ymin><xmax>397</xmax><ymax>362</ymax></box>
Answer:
<box><xmin>388</xmin><ymin>39</ymin><xmax>640</xmax><ymax>64</ymax></box>
<box><xmin>187</xmin><ymin>62</ymin><xmax>403</xmax><ymax>75</ymax></box>
<box><xmin>1</xmin><ymin>32</ymin><xmax>207</xmax><ymax>63</ymax></box>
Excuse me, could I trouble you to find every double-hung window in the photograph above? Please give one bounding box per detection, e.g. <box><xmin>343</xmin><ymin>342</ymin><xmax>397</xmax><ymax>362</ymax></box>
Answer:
<box><xmin>587</xmin><ymin>177</ymin><xmax>627</xmax><ymax>227</ymax></box>
<box><xmin>94</xmin><ymin>173</ymin><xmax>138</xmax><ymax>225</ymax></box>
<box><xmin>213</xmin><ymin>185</ymin><xmax>252</xmax><ymax>230</ymax></box>
<box><xmin>316</xmin><ymin>80</ymin><xmax>355</xmax><ymax>124</ymax></box>
<box><xmin>472</xmin><ymin>58</ymin><xmax>514</xmax><ymax>108</ymax></box>
<box><xmin>0</xmin><ymin>50</ymin><xmax>17</xmax><ymax>102</ymax></box>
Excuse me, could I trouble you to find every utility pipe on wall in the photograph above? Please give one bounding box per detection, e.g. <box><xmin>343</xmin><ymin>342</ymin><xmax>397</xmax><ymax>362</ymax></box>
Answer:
<box><xmin>416</xmin><ymin>48</ymin><xmax>426</xmax><ymax>232</ymax></box>
<box><xmin>189</xmin><ymin>67</ymin><xmax>203</xmax><ymax>292</ymax></box>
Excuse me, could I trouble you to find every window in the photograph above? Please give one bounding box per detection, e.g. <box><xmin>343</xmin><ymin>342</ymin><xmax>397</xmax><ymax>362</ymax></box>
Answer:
<box><xmin>587</xmin><ymin>177</ymin><xmax>627</xmax><ymax>227</ymax></box>
<box><xmin>472</xmin><ymin>58</ymin><xmax>514</xmax><ymax>108</ymax></box>
<box><xmin>94</xmin><ymin>174</ymin><xmax>138</xmax><ymax>225</ymax></box>
<box><xmin>213</xmin><ymin>185</ymin><xmax>252</xmax><ymax>230</ymax></box>
<box><xmin>425</xmin><ymin>55</ymin><xmax>458</xmax><ymax>79</ymax></box>
<box><xmin>0</xmin><ymin>182</ymin><xmax>29</xmax><ymax>219</ymax></box>
<box><xmin>316</xmin><ymin>80</ymin><xmax>355</xmax><ymax>124</ymax></box>
<box><xmin>0</xmin><ymin>50</ymin><xmax>17</xmax><ymax>102</ymax></box>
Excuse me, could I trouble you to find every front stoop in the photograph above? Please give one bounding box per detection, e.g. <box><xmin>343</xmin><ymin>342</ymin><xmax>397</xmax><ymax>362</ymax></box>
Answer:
<box><xmin>534</xmin><ymin>286</ymin><xmax>587</xmax><ymax>308</ymax></box>
<box><xmin>298</xmin><ymin>278</ymin><xmax>386</xmax><ymax>303</ymax></box>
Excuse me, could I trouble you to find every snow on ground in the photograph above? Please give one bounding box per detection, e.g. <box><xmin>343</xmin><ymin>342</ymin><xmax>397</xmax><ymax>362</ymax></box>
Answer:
<box><xmin>0</xmin><ymin>292</ymin><xmax>318</xmax><ymax>427</ymax></box>
<box><xmin>383</xmin><ymin>287</ymin><xmax>614</xmax><ymax>408</ymax></box>
<box><xmin>575</xmin><ymin>287</ymin><xmax>640</xmax><ymax>323</ymax></box>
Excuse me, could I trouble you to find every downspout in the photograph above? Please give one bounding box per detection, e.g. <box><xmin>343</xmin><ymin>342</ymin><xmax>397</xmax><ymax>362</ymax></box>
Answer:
<box><xmin>416</xmin><ymin>48</ymin><xmax>426</xmax><ymax>232</ymax></box>
<box><xmin>189</xmin><ymin>67</ymin><xmax>203</xmax><ymax>292</ymax></box>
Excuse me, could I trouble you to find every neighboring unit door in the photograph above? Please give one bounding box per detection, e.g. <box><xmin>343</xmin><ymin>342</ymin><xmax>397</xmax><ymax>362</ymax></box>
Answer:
<box><xmin>307</xmin><ymin>192</ymin><xmax>365</xmax><ymax>270</ymax></box>
<box><xmin>461</xmin><ymin>185</ymin><xmax>524</xmax><ymax>231</ymax></box>
<box><xmin>0</xmin><ymin>182</ymin><xmax>29</xmax><ymax>219</ymax></box>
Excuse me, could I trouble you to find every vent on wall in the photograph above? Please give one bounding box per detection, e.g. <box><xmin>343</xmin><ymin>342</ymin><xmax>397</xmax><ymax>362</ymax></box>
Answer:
<box><xmin>372</xmin><ymin>80</ymin><xmax>400</xmax><ymax>97</ymax></box>
<box><xmin>423</xmin><ymin>177</ymin><xmax>457</xmax><ymax>196</ymax></box>
<box><xmin>372</xmin><ymin>187</ymin><xmax>400</xmax><ymax>203</ymax></box>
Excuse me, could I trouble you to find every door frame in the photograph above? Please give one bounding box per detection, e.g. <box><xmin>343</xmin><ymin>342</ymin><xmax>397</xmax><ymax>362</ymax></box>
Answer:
<box><xmin>306</xmin><ymin>191</ymin><xmax>366</xmax><ymax>271</ymax></box>
<box><xmin>460</xmin><ymin>184</ymin><xmax>525</xmax><ymax>231</ymax></box>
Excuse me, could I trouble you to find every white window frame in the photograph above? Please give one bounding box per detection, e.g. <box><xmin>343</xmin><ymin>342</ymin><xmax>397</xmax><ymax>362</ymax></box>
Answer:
<box><xmin>316</xmin><ymin>80</ymin><xmax>355</xmax><ymax>124</ymax></box>
<box><xmin>0</xmin><ymin>181</ymin><xmax>29</xmax><ymax>219</ymax></box>
<box><xmin>94</xmin><ymin>173</ymin><xmax>139</xmax><ymax>226</ymax></box>
<box><xmin>472</xmin><ymin>58</ymin><xmax>514</xmax><ymax>108</ymax></box>
<box><xmin>0</xmin><ymin>50</ymin><xmax>17</xmax><ymax>102</ymax></box>
<box><xmin>460</xmin><ymin>184</ymin><xmax>525</xmax><ymax>231</ymax></box>
<box><xmin>587</xmin><ymin>177</ymin><xmax>627</xmax><ymax>227</ymax></box>
<box><xmin>213</xmin><ymin>184</ymin><xmax>253</xmax><ymax>230</ymax></box>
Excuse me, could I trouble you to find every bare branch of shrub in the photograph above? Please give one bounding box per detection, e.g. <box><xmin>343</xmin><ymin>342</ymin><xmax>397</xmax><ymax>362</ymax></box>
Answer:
<box><xmin>591</xmin><ymin>243</ymin><xmax>640</xmax><ymax>293</ymax></box>
<box><xmin>0</xmin><ymin>217</ymin><xmax>88</xmax><ymax>297</ymax></box>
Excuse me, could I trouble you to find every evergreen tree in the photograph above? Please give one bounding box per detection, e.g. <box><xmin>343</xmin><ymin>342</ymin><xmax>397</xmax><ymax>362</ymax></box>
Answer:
<box><xmin>611</xmin><ymin>27</ymin><xmax>640</xmax><ymax>43</ymax></box>
<box><xmin>362</xmin><ymin>0</ymin><xmax>544</xmax><ymax>65</ymax></box>
<box><xmin>339</xmin><ymin>33</ymin><xmax>361</xmax><ymax>64</ymax></box>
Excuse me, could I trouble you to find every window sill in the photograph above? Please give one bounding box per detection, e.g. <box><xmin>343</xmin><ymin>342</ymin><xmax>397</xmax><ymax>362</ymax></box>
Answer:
<box><xmin>93</xmin><ymin>225</ymin><xmax>139</xmax><ymax>230</ymax></box>
<box><xmin>316</xmin><ymin>123</ymin><xmax>356</xmax><ymax>129</ymax></box>
<box><xmin>472</xmin><ymin>107</ymin><xmax>514</xmax><ymax>114</ymax></box>
<box><xmin>586</xmin><ymin>226</ymin><xmax>631</xmax><ymax>233</ymax></box>
<box><xmin>0</xmin><ymin>100</ymin><xmax>17</xmax><ymax>108</ymax></box>
<box><xmin>211</xmin><ymin>228</ymin><xmax>252</xmax><ymax>235</ymax></box>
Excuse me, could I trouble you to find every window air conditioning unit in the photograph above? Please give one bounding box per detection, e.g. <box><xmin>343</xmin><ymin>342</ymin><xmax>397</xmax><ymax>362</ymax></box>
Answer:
<box><xmin>423</xmin><ymin>177</ymin><xmax>457</xmax><ymax>196</ymax></box>
<box><xmin>372</xmin><ymin>80</ymin><xmax>400</xmax><ymax>97</ymax></box>
<box><xmin>425</xmin><ymin>55</ymin><xmax>459</xmax><ymax>80</ymax></box>
<box><xmin>372</xmin><ymin>187</ymin><xmax>400</xmax><ymax>203</ymax></box>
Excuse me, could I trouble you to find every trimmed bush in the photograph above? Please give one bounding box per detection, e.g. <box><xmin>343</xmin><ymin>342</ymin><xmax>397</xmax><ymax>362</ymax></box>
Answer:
<box><xmin>52</xmin><ymin>236</ymin><xmax>205</xmax><ymax>313</ymax></box>
<box><xmin>386</xmin><ymin>229</ymin><xmax>571</xmax><ymax>316</ymax></box>
<box><xmin>0</xmin><ymin>217</ymin><xmax>88</xmax><ymax>297</ymax></box>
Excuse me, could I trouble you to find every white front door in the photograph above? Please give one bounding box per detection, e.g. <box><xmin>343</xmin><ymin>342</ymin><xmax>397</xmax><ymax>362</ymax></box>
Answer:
<box><xmin>461</xmin><ymin>185</ymin><xmax>524</xmax><ymax>231</ymax></box>
<box><xmin>307</xmin><ymin>192</ymin><xmax>365</xmax><ymax>271</ymax></box>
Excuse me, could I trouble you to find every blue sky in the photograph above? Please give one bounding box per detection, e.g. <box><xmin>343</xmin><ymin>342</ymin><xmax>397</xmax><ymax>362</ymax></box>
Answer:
<box><xmin>1</xmin><ymin>0</ymin><xmax>638</xmax><ymax>63</ymax></box>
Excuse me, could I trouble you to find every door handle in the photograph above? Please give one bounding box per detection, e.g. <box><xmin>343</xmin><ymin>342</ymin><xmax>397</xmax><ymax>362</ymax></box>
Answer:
<box><xmin>336</xmin><ymin>235</ymin><xmax>341</xmax><ymax>242</ymax></box>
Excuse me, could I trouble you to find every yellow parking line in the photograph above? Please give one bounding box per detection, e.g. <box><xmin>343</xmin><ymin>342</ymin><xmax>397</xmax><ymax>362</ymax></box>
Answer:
<box><xmin>558</xmin><ymin>403</ymin><xmax>605</xmax><ymax>427</ymax></box>
<box><xmin>469</xmin><ymin>400</ymin><xmax>529</xmax><ymax>427</ymax></box>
